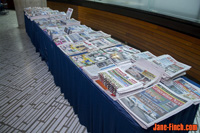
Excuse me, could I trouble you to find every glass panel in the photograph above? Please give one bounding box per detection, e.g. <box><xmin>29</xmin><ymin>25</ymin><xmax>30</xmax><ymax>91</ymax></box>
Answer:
<box><xmin>86</xmin><ymin>0</ymin><xmax>200</xmax><ymax>23</ymax></box>
<box><xmin>149</xmin><ymin>0</ymin><xmax>200</xmax><ymax>22</ymax></box>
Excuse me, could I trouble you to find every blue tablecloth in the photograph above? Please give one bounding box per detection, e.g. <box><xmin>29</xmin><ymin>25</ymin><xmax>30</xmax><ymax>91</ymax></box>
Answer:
<box><xmin>24</xmin><ymin>15</ymin><xmax>199</xmax><ymax>133</ymax></box>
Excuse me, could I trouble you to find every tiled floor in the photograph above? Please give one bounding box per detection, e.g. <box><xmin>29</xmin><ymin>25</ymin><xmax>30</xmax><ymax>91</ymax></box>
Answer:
<box><xmin>0</xmin><ymin>11</ymin><xmax>87</xmax><ymax>132</ymax></box>
<box><xmin>0</xmin><ymin>10</ymin><xmax>199</xmax><ymax>133</ymax></box>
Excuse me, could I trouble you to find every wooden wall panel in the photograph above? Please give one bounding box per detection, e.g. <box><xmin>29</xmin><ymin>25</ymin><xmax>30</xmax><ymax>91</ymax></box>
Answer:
<box><xmin>47</xmin><ymin>1</ymin><xmax>200</xmax><ymax>82</ymax></box>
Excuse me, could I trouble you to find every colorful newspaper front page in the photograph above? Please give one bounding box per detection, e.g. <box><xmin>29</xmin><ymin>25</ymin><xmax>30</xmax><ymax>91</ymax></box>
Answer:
<box><xmin>166</xmin><ymin>78</ymin><xmax>200</xmax><ymax>105</ymax></box>
<box><xmin>118</xmin><ymin>83</ymin><xmax>192</xmax><ymax>129</ymax></box>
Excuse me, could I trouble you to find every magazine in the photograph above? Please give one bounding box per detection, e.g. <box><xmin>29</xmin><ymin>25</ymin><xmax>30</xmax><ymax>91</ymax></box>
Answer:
<box><xmin>98</xmin><ymin>67</ymin><xmax>143</xmax><ymax>95</ymax></box>
<box><xmin>149</xmin><ymin>55</ymin><xmax>191</xmax><ymax>79</ymax></box>
<box><xmin>164</xmin><ymin>78</ymin><xmax>200</xmax><ymax>105</ymax></box>
<box><xmin>118</xmin><ymin>83</ymin><xmax>192</xmax><ymax>129</ymax></box>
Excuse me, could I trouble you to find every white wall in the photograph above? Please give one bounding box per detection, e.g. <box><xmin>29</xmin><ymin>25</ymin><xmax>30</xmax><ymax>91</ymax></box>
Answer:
<box><xmin>14</xmin><ymin>0</ymin><xmax>47</xmax><ymax>28</ymax></box>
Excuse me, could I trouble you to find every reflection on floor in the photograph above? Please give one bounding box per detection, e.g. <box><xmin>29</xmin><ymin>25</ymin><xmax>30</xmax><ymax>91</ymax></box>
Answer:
<box><xmin>0</xmin><ymin>10</ymin><xmax>87</xmax><ymax>132</ymax></box>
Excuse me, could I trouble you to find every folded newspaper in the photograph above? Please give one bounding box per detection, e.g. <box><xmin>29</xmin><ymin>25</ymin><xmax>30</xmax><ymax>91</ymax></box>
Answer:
<box><xmin>90</xmin><ymin>38</ymin><xmax>116</xmax><ymax>49</ymax></box>
<box><xmin>98</xmin><ymin>67</ymin><xmax>143</xmax><ymax>95</ymax></box>
<box><xmin>61</xmin><ymin>18</ymin><xmax>81</xmax><ymax>27</ymax></box>
<box><xmin>164</xmin><ymin>78</ymin><xmax>200</xmax><ymax>105</ymax></box>
<box><xmin>58</xmin><ymin>41</ymin><xmax>97</xmax><ymax>56</ymax></box>
<box><xmin>70</xmin><ymin>50</ymin><xmax>115</xmax><ymax>69</ymax></box>
<box><xmin>103</xmin><ymin>45</ymin><xmax>141</xmax><ymax>65</ymax></box>
<box><xmin>65</xmin><ymin>25</ymin><xmax>91</xmax><ymax>34</ymax></box>
<box><xmin>68</xmin><ymin>33</ymin><xmax>86</xmax><ymax>43</ymax></box>
<box><xmin>132</xmin><ymin>51</ymin><xmax>156</xmax><ymax>61</ymax></box>
<box><xmin>149</xmin><ymin>54</ymin><xmax>191</xmax><ymax>80</ymax></box>
<box><xmin>86</xmin><ymin>31</ymin><xmax>111</xmax><ymax>40</ymax></box>
<box><xmin>120</xmin><ymin>60</ymin><xmax>164</xmax><ymax>88</ymax></box>
<box><xmin>104</xmin><ymin>37</ymin><xmax>123</xmax><ymax>46</ymax></box>
<box><xmin>118</xmin><ymin>83</ymin><xmax>192</xmax><ymax>129</ymax></box>
<box><xmin>53</xmin><ymin>35</ymin><xmax>73</xmax><ymax>45</ymax></box>
<box><xmin>70</xmin><ymin>54</ymin><xmax>95</xmax><ymax>68</ymax></box>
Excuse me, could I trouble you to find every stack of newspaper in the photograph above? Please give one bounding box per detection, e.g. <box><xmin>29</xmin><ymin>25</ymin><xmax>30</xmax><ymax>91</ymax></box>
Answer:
<box><xmin>95</xmin><ymin>59</ymin><xmax>164</xmax><ymax>99</ymax></box>
<box><xmin>45</xmin><ymin>27</ymin><xmax>67</xmax><ymax>39</ymax></box>
<box><xmin>64</xmin><ymin>25</ymin><xmax>91</xmax><ymax>34</ymax></box>
<box><xmin>86</xmin><ymin>31</ymin><xmax>111</xmax><ymax>40</ymax></box>
<box><xmin>132</xmin><ymin>51</ymin><xmax>156</xmax><ymax>62</ymax></box>
<box><xmin>34</xmin><ymin>18</ymin><xmax>49</xmax><ymax>26</ymax></box>
<box><xmin>103</xmin><ymin>37</ymin><xmax>123</xmax><ymax>46</ymax></box>
<box><xmin>78</xmin><ymin>32</ymin><xmax>96</xmax><ymax>41</ymax></box>
<box><xmin>149</xmin><ymin>54</ymin><xmax>191</xmax><ymax>80</ymax></box>
<box><xmin>120</xmin><ymin>60</ymin><xmax>164</xmax><ymax>88</ymax></box>
<box><xmin>25</xmin><ymin>7</ymin><xmax>52</xmax><ymax>21</ymax></box>
<box><xmin>103</xmin><ymin>45</ymin><xmax>141</xmax><ymax>65</ymax></box>
<box><xmin>68</xmin><ymin>33</ymin><xmax>86</xmax><ymax>43</ymax></box>
<box><xmin>164</xmin><ymin>78</ymin><xmax>200</xmax><ymax>105</ymax></box>
<box><xmin>58</xmin><ymin>41</ymin><xmax>98</xmax><ymax>56</ymax></box>
<box><xmin>71</xmin><ymin>50</ymin><xmax>115</xmax><ymax>78</ymax></box>
<box><xmin>90</xmin><ymin>38</ymin><xmax>116</xmax><ymax>49</ymax></box>
<box><xmin>53</xmin><ymin>35</ymin><xmax>73</xmax><ymax>46</ymax></box>
<box><xmin>118</xmin><ymin>83</ymin><xmax>192</xmax><ymax>129</ymax></box>
<box><xmin>98</xmin><ymin>67</ymin><xmax>143</xmax><ymax>95</ymax></box>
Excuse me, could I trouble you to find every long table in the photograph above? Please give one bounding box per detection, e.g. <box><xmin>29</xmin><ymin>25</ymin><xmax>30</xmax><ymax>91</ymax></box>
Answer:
<box><xmin>24</xmin><ymin>15</ymin><xmax>199</xmax><ymax>133</ymax></box>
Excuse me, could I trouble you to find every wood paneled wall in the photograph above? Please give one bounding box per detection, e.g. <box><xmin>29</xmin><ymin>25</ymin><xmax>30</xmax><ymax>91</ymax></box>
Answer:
<box><xmin>48</xmin><ymin>1</ymin><xmax>200</xmax><ymax>82</ymax></box>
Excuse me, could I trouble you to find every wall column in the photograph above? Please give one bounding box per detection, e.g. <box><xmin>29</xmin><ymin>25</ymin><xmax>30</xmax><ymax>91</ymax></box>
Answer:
<box><xmin>13</xmin><ymin>0</ymin><xmax>47</xmax><ymax>28</ymax></box>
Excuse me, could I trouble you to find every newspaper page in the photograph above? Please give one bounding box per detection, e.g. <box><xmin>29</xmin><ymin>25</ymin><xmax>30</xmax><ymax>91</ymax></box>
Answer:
<box><xmin>104</xmin><ymin>37</ymin><xmax>122</xmax><ymax>45</ymax></box>
<box><xmin>82</xmin><ymin>64</ymin><xmax>115</xmax><ymax>79</ymax></box>
<box><xmin>58</xmin><ymin>41</ymin><xmax>95</xmax><ymax>56</ymax></box>
<box><xmin>90</xmin><ymin>39</ymin><xmax>111</xmax><ymax>49</ymax></box>
<box><xmin>149</xmin><ymin>55</ymin><xmax>191</xmax><ymax>79</ymax></box>
<box><xmin>98</xmin><ymin>67</ymin><xmax>143</xmax><ymax>95</ymax></box>
<box><xmin>120</xmin><ymin>60</ymin><xmax>164</xmax><ymax>88</ymax></box>
<box><xmin>118</xmin><ymin>83</ymin><xmax>192</xmax><ymax>129</ymax></box>
<box><xmin>119</xmin><ymin>45</ymin><xmax>141</xmax><ymax>54</ymax></box>
<box><xmin>65</xmin><ymin>25</ymin><xmax>91</xmax><ymax>34</ymax></box>
<box><xmin>70</xmin><ymin>54</ymin><xmax>95</xmax><ymax>68</ymax></box>
<box><xmin>132</xmin><ymin>51</ymin><xmax>156</xmax><ymax>61</ymax></box>
<box><xmin>85</xmin><ymin>50</ymin><xmax>115</xmax><ymax>69</ymax></box>
<box><xmin>87</xmin><ymin>31</ymin><xmax>111</xmax><ymax>40</ymax></box>
<box><xmin>61</xmin><ymin>18</ymin><xmax>80</xmax><ymax>27</ymax></box>
<box><xmin>164</xmin><ymin>78</ymin><xmax>200</xmax><ymax>105</ymax></box>
<box><xmin>68</xmin><ymin>33</ymin><xmax>85</xmax><ymax>43</ymax></box>
<box><xmin>79</xmin><ymin>32</ymin><xmax>95</xmax><ymax>41</ymax></box>
<box><xmin>66</xmin><ymin>8</ymin><xmax>73</xmax><ymax>20</ymax></box>
<box><xmin>103</xmin><ymin>45</ymin><xmax>140</xmax><ymax>65</ymax></box>
<box><xmin>54</xmin><ymin>36</ymin><xmax>70</xmax><ymax>46</ymax></box>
